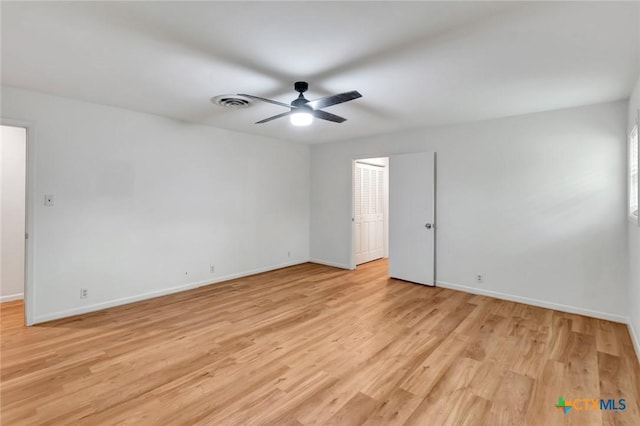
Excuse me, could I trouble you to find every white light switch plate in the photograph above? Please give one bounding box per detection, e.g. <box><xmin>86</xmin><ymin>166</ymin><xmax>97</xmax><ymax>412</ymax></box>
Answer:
<box><xmin>44</xmin><ymin>195</ymin><xmax>54</xmax><ymax>206</ymax></box>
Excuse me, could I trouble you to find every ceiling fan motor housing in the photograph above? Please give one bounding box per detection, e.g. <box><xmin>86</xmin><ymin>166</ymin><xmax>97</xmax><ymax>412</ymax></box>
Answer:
<box><xmin>294</xmin><ymin>81</ymin><xmax>309</xmax><ymax>94</ymax></box>
<box><xmin>291</xmin><ymin>97</ymin><xmax>310</xmax><ymax>108</ymax></box>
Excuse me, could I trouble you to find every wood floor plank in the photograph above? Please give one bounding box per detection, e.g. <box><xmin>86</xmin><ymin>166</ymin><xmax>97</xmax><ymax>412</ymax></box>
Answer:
<box><xmin>485</xmin><ymin>371</ymin><xmax>534</xmax><ymax>426</ymax></box>
<box><xmin>441</xmin><ymin>390</ymin><xmax>492</xmax><ymax>426</ymax></box>
<box><xmin>597</xmin><ymin>320</ymin><xmax>622</xmax><ymax>357</ymax></box>
<box><xmin>402</xmin><ymin>356</ymin><xmax>481</xmax><ymax>425</ymax></box>
<box><xmin>1</xmin><ymin>259</ymin><xmax>639</xmax><ymax>425</ymax></box>
<box><xmin>324</xmin><ymin>392</ymin><xmax>379</xmax><ymax>426</ymax></box>
<box><xmin>524</xmin><ymin>360</ymin><xmax>566</xmax><ymax>426</ymax></box>
<box><xmin>399</xmin><ymin>332</ymin><xmax>470</xmax><ymax>397</ymax></box>
<box><xmin>361</xmin><ymin>388</ymin><xmax>422</xmax><ymax>426</ymax></box>
<box><xmin>598</xmin><ymin>351</ymin><xmax>640</xmax><ymax>426</ymax></box>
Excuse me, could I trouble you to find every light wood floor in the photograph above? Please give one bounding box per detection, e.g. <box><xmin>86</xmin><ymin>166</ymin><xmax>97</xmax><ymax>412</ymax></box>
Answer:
<box><xmin>1</xmin><ymin>260</ymin><xmax>639</xmax><ymax>425</ymax></box>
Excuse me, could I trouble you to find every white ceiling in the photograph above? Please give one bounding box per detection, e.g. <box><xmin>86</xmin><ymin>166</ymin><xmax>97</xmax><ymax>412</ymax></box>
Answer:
<box><xmin>2</xmin><ymin>1</ymin><xmax>639</xmax><ymax>143</ymax></box>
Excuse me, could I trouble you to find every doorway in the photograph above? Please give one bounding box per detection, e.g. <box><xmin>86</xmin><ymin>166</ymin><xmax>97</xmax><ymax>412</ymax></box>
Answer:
<box><xmin>1</xmin><ymin>125</ymin><xmax>27</xmax><ymax>321</ymax></box>
<box><xmin>352</xmin><ymin>157</ymin><xmax>389</xmax><ymax>267</ymax></box>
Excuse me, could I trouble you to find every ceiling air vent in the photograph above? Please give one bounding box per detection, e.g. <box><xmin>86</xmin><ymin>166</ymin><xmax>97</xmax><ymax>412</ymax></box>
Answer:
<box><xmin>211</xmin><ymin>94</ymin><xmax>253</xmax><ymax>109</ymax></box>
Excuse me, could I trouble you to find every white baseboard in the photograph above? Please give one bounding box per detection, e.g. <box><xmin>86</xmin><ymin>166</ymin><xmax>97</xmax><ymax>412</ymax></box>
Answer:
<box><xmin>436</xmin><ymin>280</ymin><xmax>628</xmax><ymax>324</ymax></box>
<box><xmin>628</xmin><ymin>320</ymin><xmax>640</xmax><ymax>366</ymax></box>
<box><xmin>308</xmin><ymin>258</ymin><xmax>352</xmax><ymax>270</ymax></box>
<box><xmin>32</xmin><ymin>260</ymin><xmax>308</xmax><ymax>324</ymax></box>
<box><xmin>0</xmin><ymin>293</ymin><xmax>24</xmax><ymax>303</ymax></box>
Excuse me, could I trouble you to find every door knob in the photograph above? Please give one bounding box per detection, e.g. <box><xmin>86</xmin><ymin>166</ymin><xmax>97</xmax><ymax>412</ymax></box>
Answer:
<box><xmin>425</xmin><ymin>223</ymin><xmax>433</xmax><ymax>229</ymax></box>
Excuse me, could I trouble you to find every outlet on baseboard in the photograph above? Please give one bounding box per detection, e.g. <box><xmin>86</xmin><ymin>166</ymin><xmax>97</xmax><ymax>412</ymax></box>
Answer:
<box><xmin>80</xmin><ymin>288</ymin><xmax>88</xmax><ymax>299</ymax></box>
<box><xmin>477</xmin><ymin>273</ymin><xmax>483</xmax><ymax>283</ymax></box>
<box><xmin>210</xmin><ymin>265</ymin><xmax>215</xmax><ymax>274</ymax></box>
<box><xmin>288</xmin><ymin>251</ymin><xmax>291</xmax><ymax>258</ymax></box>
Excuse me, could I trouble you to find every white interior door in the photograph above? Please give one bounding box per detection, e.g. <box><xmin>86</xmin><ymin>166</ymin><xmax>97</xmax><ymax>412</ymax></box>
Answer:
<box><xmin>389</xmin><ymin>152</ymin><xmax>436</xmax><ymax>285</ymax></box>
<box><xmin>354</xmin><ymin>162</ymin><xmax>385</xmax><ymax>265</ymax></box>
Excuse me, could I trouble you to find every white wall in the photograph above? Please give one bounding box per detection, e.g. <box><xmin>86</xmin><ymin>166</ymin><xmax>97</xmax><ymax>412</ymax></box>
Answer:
<box><xmin>1</xmin><ymin>125</ymin><xmax>27</xmax><ymax>301</ymax></box>
<box><xmin>1</xmin><ymin>86</ymin><xmax>310</xmax><ymax>323</ymax></box>
<box><xmin>628</xmin><ymin>75</ymin><xmax>640</xmax><ymax>356</ymax></box>
<box><xmin>311</xmin><ymin>101</ymin><xmax>629</xmax><ymax>321</ymax></box>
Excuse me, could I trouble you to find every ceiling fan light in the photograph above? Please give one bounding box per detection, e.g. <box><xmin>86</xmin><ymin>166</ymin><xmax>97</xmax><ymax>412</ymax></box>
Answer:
<box><xmin>290</xmin><ymin>111</ymin><xmax>313</xmax><ymax>126</ymax></box>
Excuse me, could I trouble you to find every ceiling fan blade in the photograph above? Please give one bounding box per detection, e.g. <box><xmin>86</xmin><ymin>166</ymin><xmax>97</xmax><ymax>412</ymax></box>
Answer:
<box><xmin>255</xmin><ymin>111</ymin><xmax>292</xmax><ymax>124</ymax></box>
<box><xmin>307</xmin><ymin>91</ymin><xmax>362</xmax><ymax>110</ymax></box>
<box><xmin>313</xmin><ymin>110</ymin><xmax>346</xmax><ymax>123</ymax></box>
<box><xmin>238</xmin><ymin>94</ymin><xmax>293</xmax><ymax>109</ymax></box>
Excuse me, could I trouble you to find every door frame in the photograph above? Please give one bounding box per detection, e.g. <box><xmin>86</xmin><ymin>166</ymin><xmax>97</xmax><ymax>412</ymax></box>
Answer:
<box><xmin>352</xmin><ymin>159</ymin><xmax>388</xmax><ymax>268</ymax></box>
<box><xmin>350</xmin><ymin>157</ymin><xmax>388</xmax><ymax>270</ymax></box>
<box><xmin>2</xmin><ymin>118</ymin><xmax>36</xmax><ymax>326</ymax></box>
<box><xmin>433</xmin><ymin>152</ymin><xmax>438</xmax><ymax>284</ymax></box>
<box><xmin>350</xmin><ymin>152</ymin><xmax>438</xmax><ymax>283</ymax></box>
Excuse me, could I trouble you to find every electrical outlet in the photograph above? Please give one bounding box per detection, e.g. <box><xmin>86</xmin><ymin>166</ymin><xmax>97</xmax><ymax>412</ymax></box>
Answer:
<box><xmin>44</xmin><ymin>195</ymin><xmax>54</xmax><ymax>206</ymax></box>
<box><xmin>80</xmin><ymin>288</ymin><xmax>88</xmax><ymax>299</ymax></box>
<box><xmin>477</xmin><ymin>274</ymin><xmax>483</xmax><ymax>282</ymax></box>
<box><xmin>210</xmin><ymin>265</ymin><xmax>215</xmax><ymax>274</ymax></box>
<box><xmin>288</xmin><ymin>251</ymin><xmax>291</xmax><ymax>258</ymax></box>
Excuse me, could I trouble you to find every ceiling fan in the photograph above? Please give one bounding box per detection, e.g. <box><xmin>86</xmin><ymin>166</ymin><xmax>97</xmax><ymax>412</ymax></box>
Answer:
<box><xmin>239</xmin><ymin>82</ymin><xmax>362</xmax><ymax>126</ymax></box>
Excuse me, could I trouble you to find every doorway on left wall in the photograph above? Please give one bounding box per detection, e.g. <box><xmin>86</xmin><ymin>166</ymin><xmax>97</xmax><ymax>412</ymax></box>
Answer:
<box><xmin>1</xmin><ymin>125</ymin><xmax>27</xmax><ymax>324</ymax></box>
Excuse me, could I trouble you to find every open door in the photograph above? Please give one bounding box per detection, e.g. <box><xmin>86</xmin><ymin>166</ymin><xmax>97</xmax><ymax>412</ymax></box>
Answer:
<box><xmin>388</xmin><ymin>152</ymin><xmax>436</xmax><ymax>286</ymax></box>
